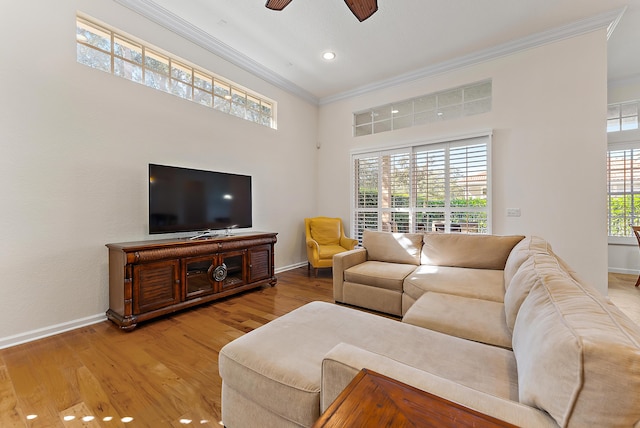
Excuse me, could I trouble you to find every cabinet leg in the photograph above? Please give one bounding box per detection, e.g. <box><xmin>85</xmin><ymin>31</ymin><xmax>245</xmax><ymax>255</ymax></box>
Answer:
<box><xmin>106</xmin><ymin>309</ymin><xmax>138</xmax><ymax>331</ymax></box>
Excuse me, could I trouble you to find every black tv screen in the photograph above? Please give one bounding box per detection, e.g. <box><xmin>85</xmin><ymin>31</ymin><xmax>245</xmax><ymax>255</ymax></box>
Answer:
<box><xmin>149</xmin><ymin>164</ymin><xmax>252</xmax><ymax>235</ymax></box>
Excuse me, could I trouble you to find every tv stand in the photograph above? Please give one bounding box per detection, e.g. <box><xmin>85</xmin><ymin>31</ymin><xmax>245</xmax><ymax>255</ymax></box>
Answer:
<box><xmin>106</xmin><ymin>232</ymin><xmax>277</xmax><ymax>330</ymax></box>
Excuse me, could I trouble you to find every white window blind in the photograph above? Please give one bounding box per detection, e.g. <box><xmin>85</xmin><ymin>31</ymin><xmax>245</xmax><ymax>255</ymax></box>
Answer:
<box><xmin>352</xmin><ymin>134</ymin><xmax>491</xmax><ymax>243</ymax></box>
<box><xmin>607</xmin><ymin>142</ymin><xmax>640</xmax><ymax>236</ymax></box>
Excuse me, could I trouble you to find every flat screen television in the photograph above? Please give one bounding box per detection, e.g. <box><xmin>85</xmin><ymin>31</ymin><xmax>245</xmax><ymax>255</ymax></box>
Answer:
<box><xmin>149</xmin><ymin>164</ymin><xmax>252</xmax><ymax>236</ymax></box>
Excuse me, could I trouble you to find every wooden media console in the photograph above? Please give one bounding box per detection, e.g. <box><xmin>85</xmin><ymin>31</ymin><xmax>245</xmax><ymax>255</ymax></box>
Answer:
<box><xmin>106</xmin><ymin>232</ymin><xmax>277</xmax><ymax>330</ymax></box>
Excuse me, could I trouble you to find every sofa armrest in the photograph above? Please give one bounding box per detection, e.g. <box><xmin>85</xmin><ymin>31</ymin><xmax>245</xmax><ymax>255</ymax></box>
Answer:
<box><xmin>321</xmin><ymin>343</ymin><xmax>557</xmax><ymax>428</ymax></box>
<box><xmin>332</xmin><ymin>248</ymin><xmax>367</xmax><ymax>302</ymax></box>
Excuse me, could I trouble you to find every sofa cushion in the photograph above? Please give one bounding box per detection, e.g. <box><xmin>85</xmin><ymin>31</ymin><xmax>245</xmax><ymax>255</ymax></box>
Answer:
<box><xmin>403</xmin><ymin>292</ymin><xmax>512</xmax><ymax>349</ymax></box>
<box><xmin>344</xmin><ymin>261</ymin><xmax>416</xmax><ymax>292</ymax></box>
<box><xmin>343</xmin><ymin>282</ymin><xmax>403</xmax><ymax>316</ymax></box>
<box><xmin>363</xmin><ymin>230</ymin><xmax>423</xmax><ymax>265</ymax></box>
<box><xmin>512</xmin><ymin>271</ymin><xmax>640</xmax><ymax>427</ymax></box>
<box><xmin>421</xmin><ymin>233</ymin><xmax>524</xmax><ymax>269</ymax></box>
<box><xmin>321</xmin><ymin>343</ymin><xmax>557</xmax><ymax>428</ymax></box>
<box><xmin>403</xmin><ymin>265</ymin><xmax>505</xmax><ymax>303</ymax></box>
<box><xmin>503</xmin><ymin>253</ymin><xmax>563</xmax><ymax>331</ymax></box>
<box><xmin>503</xmin><ymin>236</ymin><xmax>551</xmax><ymax>290</ymax></box>
<box><xmin>220</xmin><ymin>301</ymin><xmax>519</xmax><ymax>428</ymax></box>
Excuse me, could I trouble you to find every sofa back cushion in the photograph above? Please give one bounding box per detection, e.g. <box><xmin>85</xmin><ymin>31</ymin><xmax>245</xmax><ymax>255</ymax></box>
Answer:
<box><xmin>363</xmin><ymin>230</ymin><xmax>423</xmax><ymax>265</ymax></box>
<box><xmin>512</xmin><ymin>270</ymin><xmax>640</xmax><ymax>427</ymax></box>
<box><xmin>421</xmin><ymin>233</ymin><xmax>524</xmax><ymax>270</ymax></box>
<box><xmin>503</xmin><ymin>236</ymin><xmax>551</xmax><ymax>290</ymax></box>
<box><xmin>503</xmin><ymin>253</ymin><xmax>561</xmax><ymax>331</ymax></box>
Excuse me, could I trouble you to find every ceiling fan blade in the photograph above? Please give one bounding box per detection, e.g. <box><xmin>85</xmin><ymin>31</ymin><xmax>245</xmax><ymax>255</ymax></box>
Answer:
<box><xmin>344</xmin><ymin>0</ymin><xmax>378</xmax><ymax>22</ymax></box>
<box><xmin>265</xmin><ymin>0</ymin><xmax>293</xmax><ymax>11</ymax></box>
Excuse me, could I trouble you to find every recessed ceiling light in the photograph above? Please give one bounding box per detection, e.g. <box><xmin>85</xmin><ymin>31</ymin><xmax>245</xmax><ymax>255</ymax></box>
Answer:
<box><xmin>322</xmin><ymin>51</ymin><xmax>336</xmax><ymax>61</ymax></box>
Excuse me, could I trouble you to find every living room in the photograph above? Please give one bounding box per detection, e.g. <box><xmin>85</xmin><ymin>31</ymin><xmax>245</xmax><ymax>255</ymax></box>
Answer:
<box><xmin>1</xmin><ymin>0</ymin><xmax>640</xmax><ymax>421</ymax></box>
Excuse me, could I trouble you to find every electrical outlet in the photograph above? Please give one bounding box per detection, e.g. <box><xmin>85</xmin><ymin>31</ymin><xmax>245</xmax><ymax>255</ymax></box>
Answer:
<box><xmin>507</xmin><ymin>208</ymin><xmax>521</xmax><ymax>217</ymax></box>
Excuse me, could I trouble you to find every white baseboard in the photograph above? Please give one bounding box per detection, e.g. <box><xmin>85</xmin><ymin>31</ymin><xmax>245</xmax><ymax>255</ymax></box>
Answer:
<box><xmin>0</xmin><ymin>313</ymin><xmax>107</xmax><ymax>350</ymax></box>
<box><xmin>609</xmin><ymin>267</ymin><xmax>639</xmax><ymax>275</ymax></box>
<box><xmin>0</xmin><ymin>262</ymin><xmax>310</xmax><ymax>350</ymax></box>
<box><xmin>275</xmin><ymin>262</ymin><xmax>307</xmax><ymax>273</ymax></box>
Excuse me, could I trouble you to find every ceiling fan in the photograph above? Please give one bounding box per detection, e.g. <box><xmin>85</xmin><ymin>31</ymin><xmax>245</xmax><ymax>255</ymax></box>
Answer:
<box><xmin>265</xmin><ymin>0</ymin><xmax>378</xmax><ymax>22</ymax></box>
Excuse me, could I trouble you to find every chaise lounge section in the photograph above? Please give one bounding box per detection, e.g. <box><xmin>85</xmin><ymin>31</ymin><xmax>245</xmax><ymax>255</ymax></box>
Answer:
<box><xmin>218</xmin><ymin>232</ymin><xmax>640</xmax><ymax>427</ymax></box>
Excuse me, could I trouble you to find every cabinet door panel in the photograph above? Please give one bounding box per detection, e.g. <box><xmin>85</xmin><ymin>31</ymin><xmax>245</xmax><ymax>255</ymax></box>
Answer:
<box><xmin>184</xmin><ymin>256</ymin><xmax>216</xmax><ymax>299</ymax></box>
<box><xmin>248</xmin><ymin>244</ymin><xmax>272</xmax><ymax>283</ymax></box>
<box><xmin>133</xmin><ymin>260</ymin><xmax>180</xmax><ymax>314</ymax></box>
<box><xmin>217</xmin><ymin>250</ymin><xmax>247</xmax><ymax>292</ymax></box>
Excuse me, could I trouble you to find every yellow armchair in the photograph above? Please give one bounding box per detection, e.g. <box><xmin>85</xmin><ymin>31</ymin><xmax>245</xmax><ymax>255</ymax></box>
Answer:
<box><xmin>305</xmin><ymin>217</ymin><xmax>358</xmax><ymax>277</ymax></box>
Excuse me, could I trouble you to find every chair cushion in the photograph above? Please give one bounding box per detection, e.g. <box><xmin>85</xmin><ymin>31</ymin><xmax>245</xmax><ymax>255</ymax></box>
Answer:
<box><xmin>421</xmin><ymin>233</ymin><xmax>524</xmax><ymax>269</ymax></box>
<box><xmin>318</xmin><ymin>244</ymin><xmax>349</xmax><ymax>261</ymax></box>
<box><xmin>309</xmin><ymin>218</ymin><xmax>341</xmax><ymax>245</ymax></box>
<box><xmin>363</xmin><ymin>230</ymin><xmax>423</xmax><ymax>265</ymax></box>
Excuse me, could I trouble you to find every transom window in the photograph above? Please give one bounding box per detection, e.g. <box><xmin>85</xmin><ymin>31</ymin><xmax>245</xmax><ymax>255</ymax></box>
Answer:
<box><xmin>76</xmin><ymin>16</ymin><xmax>276</xmax><ymax>129</ymax></box>
<box><xmin>608</xmin><ymin>101</ymin><xmax>639</xmax><ymax>133</ymax></box>
<box><xmin>351</xmin><ymin>134</ymin><xmax>491</xmax><ymax>243</ymax></box>
<box><xmin>353</xmin><ymin>81</ymin><xmax>492</xmax><ymax>137</ymax></box>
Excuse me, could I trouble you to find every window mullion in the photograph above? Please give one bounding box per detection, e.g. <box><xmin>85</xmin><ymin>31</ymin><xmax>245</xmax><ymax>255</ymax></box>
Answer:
<box><xmin>444</xmin><ymin>145</ymin><xmax>451</xmax><ymax>233</ymax></box>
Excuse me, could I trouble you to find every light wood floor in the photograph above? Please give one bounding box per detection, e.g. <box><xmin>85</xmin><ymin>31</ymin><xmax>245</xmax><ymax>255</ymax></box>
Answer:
<box><xmin>1</xmin><ymin>268</ymin><xmax>639</xmax><ymax>427</ymax></box>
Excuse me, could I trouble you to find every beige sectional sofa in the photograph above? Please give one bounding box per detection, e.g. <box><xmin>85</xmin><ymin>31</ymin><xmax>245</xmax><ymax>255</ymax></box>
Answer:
<box><xmin>218</xmin><ymin>232</ymin><xmax>640</xmax><ymax>427</ymax></box>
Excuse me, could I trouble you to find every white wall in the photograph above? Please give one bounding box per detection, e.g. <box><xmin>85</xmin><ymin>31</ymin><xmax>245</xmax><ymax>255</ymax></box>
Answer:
<box><xmin>607</xmin><ymin>81</ymin><xmax>640</xmax><ymax>275</ymax></box>
<box><xmin>318</xmin><ymin>30</ymin><xmax>609</xmax><ymax>294</ymax></box>
<box><xmin>0</xmin><ymin>1</ymin><xmax>318</xmax><ymax>345</ymax></box>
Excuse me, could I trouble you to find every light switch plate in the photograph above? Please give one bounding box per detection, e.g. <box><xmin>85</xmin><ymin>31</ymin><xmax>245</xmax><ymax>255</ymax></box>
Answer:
<box><xmin>507</xmin><ymin>208</ymin><xmax>521</xmax><ymax>217</ymax></box>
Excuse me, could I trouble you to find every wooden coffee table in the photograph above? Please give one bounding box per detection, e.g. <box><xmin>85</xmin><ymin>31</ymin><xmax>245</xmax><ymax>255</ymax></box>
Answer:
<box><xmin>313</xmin><ymin>369</ymin><xmax>517</xmax><ymax>428</ymax></box>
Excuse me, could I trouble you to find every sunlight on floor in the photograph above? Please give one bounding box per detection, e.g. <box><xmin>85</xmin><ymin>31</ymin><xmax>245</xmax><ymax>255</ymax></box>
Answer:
<box><xmin>608</xmin><ymin>273</ymin><xmax>640</xmax><ymax>325</ymax></box>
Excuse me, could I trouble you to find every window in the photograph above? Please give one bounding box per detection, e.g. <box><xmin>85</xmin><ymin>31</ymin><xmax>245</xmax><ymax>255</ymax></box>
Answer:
<box><xmin>76</xmin><ymin>16</ymin><xmax>276</xmax><ymax>129</ymax></box>
<box><xmin>352</xmin><ymin>134</ymin><xmax>491</xmax><ymax>243</ymax></box>
<box><xmin>608</xmin><ymin>101</ymin><xmax>639</xmax><ymax>133</ymax></box>
<box><xmin>607</xmin><ymin>143</ymin><xmax>640</xmax><ymax>237</ymax></box>
<box><xmin>354</xmin><ymin>81</ymin><xmax>492</xmax><ymax>137</ymax></box>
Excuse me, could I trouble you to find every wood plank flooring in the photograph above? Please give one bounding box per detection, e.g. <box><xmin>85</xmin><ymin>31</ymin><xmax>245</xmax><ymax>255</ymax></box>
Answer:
<box><xmin>0</xmin><ymin>267</ymin><xmax>336</xmax><ymax>428</ymax></box>
<box><xmin>1</xmin><ymin>268</ymin><xmax>639</xmax><ymax>427</ymax></box>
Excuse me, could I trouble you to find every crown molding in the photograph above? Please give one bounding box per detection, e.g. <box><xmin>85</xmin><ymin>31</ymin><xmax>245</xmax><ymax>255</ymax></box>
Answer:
<box><xmin>112</xmin><ymin>0</ymin><xmax>320</xmax><ymax>105</ymax></box>
<box><xmin>320</xmin><ymin>7</ymin><xmax>626</xmax><ymax>105</ymax></box>
<box><xmin>112</xmin><ymin>1</ymin><xmax>625</xmax><ymax>107</ymax></box>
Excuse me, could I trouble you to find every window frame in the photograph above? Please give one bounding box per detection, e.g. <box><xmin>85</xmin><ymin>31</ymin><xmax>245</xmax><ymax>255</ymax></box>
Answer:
<box><xmin>353</xmin><ymin>81</ymin><xmax>492</xmax><ymax>137</ymax></box>
<box><xmin>76</xmin><ymin>15</ymin><xmax>277</xmax><ymax>129</ymax></box>
<box><xmin>350</xmin><ymin>132</ymin><xmax>492</xmax><ymax>243</ymax></box>
<box><xmin>607</xmin><ymin>139</ymin><xmax>640</xmax><ymax>243</ymax></box>
<box><xmin>607</xmin><ymin>101</ymin><xmax>639</xmax><ymax>134</ymax></box>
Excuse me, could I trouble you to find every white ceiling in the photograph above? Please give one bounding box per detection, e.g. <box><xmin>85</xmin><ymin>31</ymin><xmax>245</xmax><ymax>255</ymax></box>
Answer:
<box><xmin>116</xmin><ymin>0</ymin><xmax>640</xmax><ymax>104</ymax></box>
